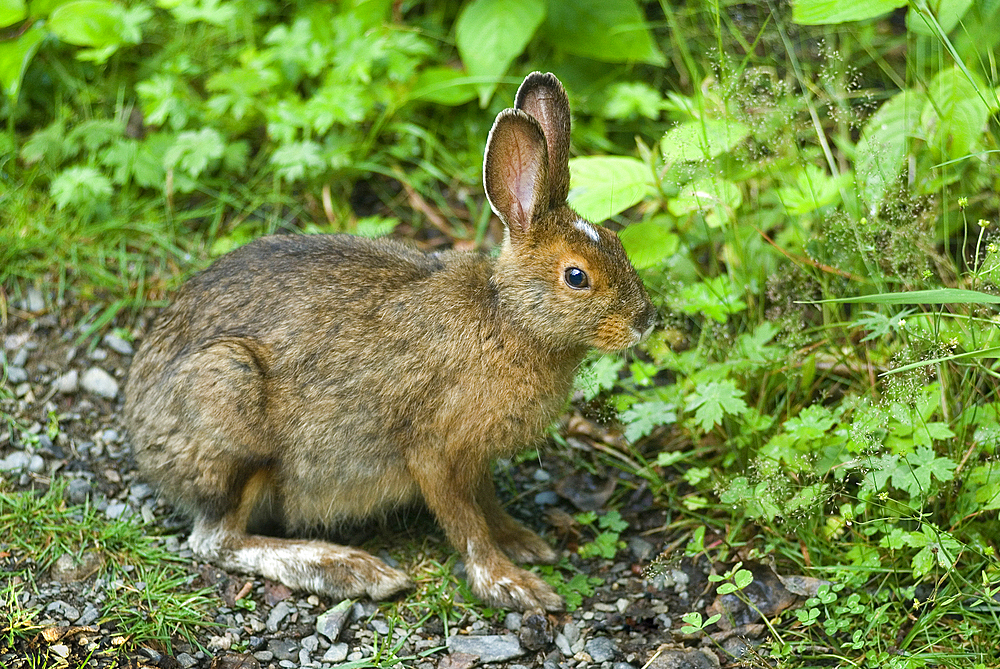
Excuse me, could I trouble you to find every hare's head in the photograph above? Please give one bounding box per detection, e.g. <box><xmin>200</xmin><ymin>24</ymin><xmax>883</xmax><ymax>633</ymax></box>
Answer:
<box><xmin>484</xmin><ymin>72</ymin><xmax>656</xmax><ymax>353</ymax></box>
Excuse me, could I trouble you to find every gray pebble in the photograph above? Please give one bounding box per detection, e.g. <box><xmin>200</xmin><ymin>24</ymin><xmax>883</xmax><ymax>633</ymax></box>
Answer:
<box><xmin>351</xmin><ymin>600</ymin><xmax>377</xmax><ymax>621</ymax></box>
<box><xmin>28</xmin><ymin>454</ymin><xmax>45</xmax><ymax>474</ymax></box>
<box><xmin>26</xmin><ymin>286</ymin><xmax>45</xmax><ymax>312</ymax></box>
<box><xmin>300</xmin><ymin>634</ymin><xmax>320</xmax><ymax>652</ymax></box>
<box><xmin>77</xmin><ymin>603</ymin><xmax>99</xmax><ymax>625</ymax></box>
<box><xmin>46</xmin><ymin>600</ymin><xmax>81</xmax><ymax>621</ymax></box>
<box><xmin>613</xmin><ymin>664</ymin><xmax>637</xmax><ymax>669</ymax></box>
<box><xmin>89</xmin><ymin>348</ymin><xmax>108</xmax><ymax>361</ymax></box>
<box><xmin>103</xmin><ymin>333</ymin><xmax>134</xmax><ymax>355</ymax></box>
<box><xmin>534</xmin><ymin>491</ymin><xmax>559</xmax><ymax>506</ymax></box>
<box><xmin>554</xmin><ymin>632</ymin><xmax>572</xmax><ymax>657</ymax></box>
<box><xmin>253</xmin><ymin>651</ymin><xmax>273</xmax><ymax>662</ymax></box>
<box><xmin>504</xmin><ymin>612</ymin><xmax>523</xmax><ymax>631</ymax></box>
<box><xmin>6</xmin><ymin>367</ymin><xmax>28</xmax><ymax>384</ymax></box>
<box><xmin>15</xmin><ymin>382</ymin><xmax>30</xmax><ymax>397</ymax></box>
<box><xmin>53</xmin><ymin>370</ymin><xmax>79</xmax><ymax>394</ymax></box>
<box><xmin>12</xmin><ymin>348</ymin><xmax>28</xmax><ymax>367</ymax></box>
<box><xmin>533</xmin><ymin>468</ymin><xmax>551</xmax><ymax>482</ymax></box>
<box><xmin>446</xmin><ymin>634</ymin><xmax>525</xmax><ymax>663</ymax></box>
<box><xmin>0</xmin><ymin>451</ymin><xmax>30</xmax><ymax>474</ymax></box>
<box><xmin>316</xmin><ymin>599</ymin><xmax>352</xmax><ymax>641</ymax></box>
<box><xmin>563</xmin><ymin>621</ymin><xmax>580</xmax><ymax>646</ymax></box>
<box><xmin>586</xmin><ymin>636</ymin><xmax>617</xmax><ymax>663</ymax></box>
<box><xmin>175</xmin><ymin>653</ymin><xmax>197</xmax><ymax>668</ymax></box>
<box><xmin>105</xmin><ymin>501</ymin><xmax>129</xmax><ymax>520</ymax></box>
<box><xmin>298</xmin><ymin>649</ymin><xmax>311</xmax><ymax>666</ymax></box>
<box><xmin>66</xmin><ymin>479</ymin><xmax>92</xmax><ymax>505</ymax></box>
<box><xmin>268</xmin><ymin>638</ymin><xmax>299</xmax><ymax>661</ymax></box>
<box><xmin>267</xmin><ymin>601</ymin><xmax>294</xmax><ymax>633</ymax></box>
<box><xmin>81</xmin><ymin>367</ymin><xmax>119</xmax><ymax>399</ymax></box>
<box><xmin>370</xmin><ymin>619</ymin><xmax>390</xmax><ymax>635</ymax></box>
<box><xmin>628</xmin><ymin>536</ymin><xmax>656</xmax><ymax>561</ymax></box>
<box><xmin>323</xmin><ymin>643</ymin><xmax>349</xmax><ymax>662</ymax></box>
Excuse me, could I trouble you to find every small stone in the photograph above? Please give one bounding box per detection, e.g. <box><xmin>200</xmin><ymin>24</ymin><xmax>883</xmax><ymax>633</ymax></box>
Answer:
<box><xmin>12</xmin><ymin>348</ymin><xmax>28</xmax><ymax>367</ymax></box>
<box><xmin>66</xmin><ymin>478</ymin><xmax>93</xmax><ymax>505</ymax></box>
<box><xmin>533</xmin><ymin>469</ymin><xmax>551</xmax><ymax>482</ymax></box>
<box><xmin>51</xmin><ymin>550</ymin><xmax>104</xmax><ymax>582</ymax></box>
<box><xmin>616</xmin><ymin>597</ymin><xmax>630</xmax><ymax>614</ymax></box>
<box><xmin>14</xmin><ymin>382</ymin><xmax>31</xmax><ymax>397</ymax></box>
<box><xmin>316</xmin><ymin>599</ymin><xmax>352</xmax><ymax>641</ymax></box>
<box><xmin>563</xmin><ymin>621</ymin><xmax>580</xmax><ymax>646</ymax></box>
<box><xmin>586</xmin><ymin>636</ymin><xmax>617</xmax><ymax>663</ymax></box>
<box><xmin>534</xmin><ymin>491</ymin><xmax>559</xmax><ymax>506</ymax></box>
<box><xmin>176</xmin><ymin>653</ymin><xmax>198</xmax><ymax>668</ymax></box>
<box><xmin>300</xmin><ymin>634</ymin><xmax>320</xmax><ymax>652</ymax></box>
<box><xmin>252</xmin><ymin>651</ymin><xmax>273</xmax><ymax>662</ymax></box>
<box><xmin>211</xmin><ymin>654</ymin><xmax>261</xmax><ymax>669</ymax></box>
<box><xmin>439</xmin><ymin>652</ymin><xmax>479</xmax><ymax>669</ymax></box>
<box><xmin>351</xmin><ymin>600</ymin><xmax>377</xmax><ymax>621</ymax></box>
<box><xmin>323</xmin><ymin>643</ymin><xmax>348</xmax><ymax>663</ymax></box>
<box><xmin>28</xmin><ymin>455</ymin><xmax>45</xmax><ymax>474</ymax></box>
<box><xmin>613</xmin><ymin>664</ymin><xmax>637</xmax><ymax>669</ymax></box>
<box><xmin>0</xmin><ymin>451</ymin><xmax>30</xmax><ymax>473</ymax></box>
<box><xmin>447</xmin><ymin>634</ymin><xmax>525</xmax><ymax>663</ymax></box>
<box><xmin>77</xmin><ymin>603</ymin><xmax>99</xmax><ymax>625</ymax></box>
<box><xmin>50</xmin><ymin>644</ymin><xmax>70</xmax><ymax>658</ymax></box>
<box><xmin>80</xmin><ymin>367</ymin><xmax>119</xmax><ymax>399</ymax></box>
<box><xmin>26</xmin><ymin>286</ymin><xmax>45</xmax><ymax>312</ymax></box>
<box><xmin>504</xmin><ymin>612</ymin><xmax>523</xmax><ymax>631</ymax></box>
<box><xmin>266</xmin><ymin>601</ymin><xmax>293</xmax><ymax>633</ymax></box>
<box><xmin>554</xmin><ymin>632</ymin><xmax>572</xmax><ymax>657</ymax></box>
<box><xmin>298</xmin><ymin>649</ymin><xmax>311</xmax><ymax>666</ymax></box>
<box><xmin>53</xmin><ymin>370</ymin><xmax>79</xmax><ymax>394</ymax></box>
<box><xmin>105</xmin><ymin>501</ymin><xmax>129</xmax><ymax>520</ymax></box>
<box><xmin>103</xmin><ymin>333</ymin><xmax>134</xmax><ymax>356</ymax></box>
<box><xmin>645</xmin><ymin>646</ymin><xmax>720</xmax><ymax>669</ymax></box>
<box><xmin>6</xmin><ymin>367</ymin><xmax>27</xmax><ymax>384</ymax></box>
<box><xmin>89</xmin><ymin>348</ymin><xmax>108</xmax><ymax>361</ymax></box>
<box><xmin>628</xmin><ymin>536</ymin><xmax>655</xmax><ymax>561</ymax></box>
<box><xmin>46</xmin><ymin>600</ymin><xmax>81</xmax><ymax>621</ymax></box>
<box><xmin>268</xmin><ymin>638</ymin><xmax>298</xmax><ymax>661</ymax></box>
<box><xmin>208</xmin><ymin>635</ymin><xmax>232</xmax><ymax>651</ymax></box>
<box><xmin>370</xmin><ymin>619</ymin><xmax>390</xmax><ymax>635</ymax></box>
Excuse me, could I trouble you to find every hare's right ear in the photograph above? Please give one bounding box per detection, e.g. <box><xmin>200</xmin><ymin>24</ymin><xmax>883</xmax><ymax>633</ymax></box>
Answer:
<box><xmin>484</xmin><ymin>109</ymin><xmax>550</xmax><ymax>243</ymax></box>
<box><xmin>515</xmin><ymin>72</ymin><xmax>571</xmax><ymax>206</ymax></box>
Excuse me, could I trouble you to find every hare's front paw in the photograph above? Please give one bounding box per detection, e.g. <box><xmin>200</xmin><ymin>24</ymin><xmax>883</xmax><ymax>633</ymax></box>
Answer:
<box><xmin>468</xmin><ymin>562</ymin><xmax>563</xmax><ymax>612</ymax></box>
<box><xmin>494</xmin><ymin>524</ymin><xmax>557</xmax><ymax>565</ymax></box>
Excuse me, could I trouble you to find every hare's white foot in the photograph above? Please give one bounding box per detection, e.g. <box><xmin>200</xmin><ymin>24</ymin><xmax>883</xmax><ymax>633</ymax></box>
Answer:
<box><xmin>190</xmin><ymin>520</ymin><xmax>413</xmax><ymax>600</ymax></box>
<box><xmin>467</xmin><ymin>559</ymin><xmax>563</xmax><ymax>612</ymax></box>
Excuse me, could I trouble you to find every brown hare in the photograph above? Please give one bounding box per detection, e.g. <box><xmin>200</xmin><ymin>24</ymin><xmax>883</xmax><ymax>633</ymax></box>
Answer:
<box><xmin>124</xmin><ymin>72</ymin><xmax>656</xmax><ymax>611</ymax></box>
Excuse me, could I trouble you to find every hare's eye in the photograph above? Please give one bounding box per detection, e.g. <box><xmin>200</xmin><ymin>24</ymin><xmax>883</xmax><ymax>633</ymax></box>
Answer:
<box><xmin>564</xmin><ymin>267</ymin><xmax>589</xmax><ymax>289</ymax></box>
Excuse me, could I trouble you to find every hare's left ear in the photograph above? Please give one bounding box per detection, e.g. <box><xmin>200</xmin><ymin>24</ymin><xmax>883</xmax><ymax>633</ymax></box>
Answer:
<box><xmin>514</xmin><ymin>72</ymin><xmax>571</xmax><ymax>206</ymax></box>
<box><xmin>483</xmin><ymin>109</ymin><xmax>550</xmax><ymax>243</ymax></box>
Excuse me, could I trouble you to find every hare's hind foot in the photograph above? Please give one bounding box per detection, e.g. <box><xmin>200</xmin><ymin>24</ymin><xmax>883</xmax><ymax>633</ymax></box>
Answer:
<box><xmin>189</xmin><ymin>519</ymin><xmax>413</xmax><ymax>601</ymax></box>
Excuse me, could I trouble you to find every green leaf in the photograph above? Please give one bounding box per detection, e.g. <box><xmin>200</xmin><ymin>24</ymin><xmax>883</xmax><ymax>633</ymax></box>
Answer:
<box><xmin>164</xmin><ymin>128</ymin><xmax>224</xmax><ymax>179</ymax></box>
<box><xmin>668</xmin><ymin>178</ymin><xmax>742</xmax><ymax>227</ymax></box>
<box><xmin>0</xmin><ymin>24</ymin><xmax>45</xmax><ymax>100</ymax></box>
<box><xmin>455</xmin><ymin>0</ymin><xmax>545</xmax><ymax>107</ymax></box>
<box><xmin>792</xmin><ymin>0</ymin><xmax>906</xmax><ymax>24</ymax></box>
<box><xmin>49</xmin><ymin>0</ymin><xmax>123</xmax><ymax>47</ymax></box>
<box><xmin>777</xmin><ymin>164</ymin><xmax>851</xmax><ymax>215</ymax></box>
<box><xmin>890</xmin><ymin>445</ymin><xmax>956</xmax><ymax>497</ymax></box>
<box><xmin>685</xmin><ymin>380</ymin><xmax>748</xmax><ymax>432</ymax></box>
<box><xmin>602</xmin><ymin>82</ymin><xmax>663</xmax><ymax>120</ymax></box>
<box><xmin>50</xmin><ymin>166</ymin><xmax>112</xmax><ymax>209</ymax></box>
<box><xmin>271</xmin><ymin>140</ymin><xmax>325</xmax><ymax>182</ymax></box>
<box><xmin>567</xmin><ymin>156</ymin><xmax>652</xmax><ymax>221</ymax></box>
<box><xmin>675</xmin><ymin>276</ymin><xmax>747</xmax><ymax>323</ymax></box>
<box><xmin>921</xmin><ymin>66</ymin><xmax>990</xmax><ymax>162</ymax></box>
<box><xmin>598</xmin><ymin>509</ymin><xmax>628</xmax><ymax>532</ymax></box>
<box><xmin>661</xmin><ymin>119</ymin><xmax>750</xmax><ymax>163</ymax></box>
<box><xmin>855</xmin><ymin>89</ymin><xmax>926</xmax><ymax>209</ymax></box>
<box><xmin>618</xmin><ymin>217</ymin><xmax>679</xmax><ymax>270</ymax></box>
<box><xmin>574</xmin><ymin>355</ymin><xmax>625</xmax><ymax>401</ymax></box>
<box><xmin>815</xmin><ymin>288</ymin><xmax>1000</xmax><ymax>305</ymax></box>
<box><xmin>620</xmin><ymin>400</ymin><xmax>676</xmax><ymax>443</ymax></box>
<box><xmin>906</xmin><ymin>0</ymin><xmax>974</xmax><ymax>35</ymax></box>
<box><xmin>409</xmin><ymin>67</ymin><xmax>477</xmax><ymax>106</ymax></box>
<box><xmin>543</xmin><ymin>0</ymin><xmax>664</xmax><ymax>65</ymax></box>
<box><xmin>0</xmin><ymin>0</ymin><xmax>27</xmax><ymax>28</ymax></box>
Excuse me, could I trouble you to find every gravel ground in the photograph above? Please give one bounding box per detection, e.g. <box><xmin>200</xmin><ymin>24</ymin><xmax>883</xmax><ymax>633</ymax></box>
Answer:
<box><xmin>1</xmin><ymin>303</ymin><xmax>784</xmax><ymax>669</ymax></box>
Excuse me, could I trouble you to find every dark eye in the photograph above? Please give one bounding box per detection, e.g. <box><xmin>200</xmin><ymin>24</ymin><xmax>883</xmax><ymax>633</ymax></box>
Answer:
<box><xmin>564</xmin><ymin>267</ymin><xmax>589</xmax><ymax>289</ymax></box>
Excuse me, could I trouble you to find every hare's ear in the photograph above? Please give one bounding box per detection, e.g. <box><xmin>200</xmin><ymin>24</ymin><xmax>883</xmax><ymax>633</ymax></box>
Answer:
<box><xmin>484</xmin><ymin>109</ymin><xmax>550</xmax><ymax>242</ymax></box>
<box><xmin>514</xmin><ymin>72</ymin><xmax>571</xmax><ymax>206</ymax></box>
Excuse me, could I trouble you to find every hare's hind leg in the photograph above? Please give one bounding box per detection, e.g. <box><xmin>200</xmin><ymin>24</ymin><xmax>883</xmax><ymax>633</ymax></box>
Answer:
<box><xmin>189</xmin><ymin>471</ymin><xmax>413</xmax><ymax>600</ymax></box>
<box><xmin>477</xmin><ymin>476</ymin><xmax>557</xmax><ymax>564</ymax></box>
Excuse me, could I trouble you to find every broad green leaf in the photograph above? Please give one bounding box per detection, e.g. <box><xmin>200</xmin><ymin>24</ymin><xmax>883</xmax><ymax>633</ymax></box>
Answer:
<box><xmin>567</xmin><ymin>156</ymin><xmax>652</xmax><ymax>220</ymax></box>
<box><xmin>409</xmin><ymin>67</ymin><xmax>477</xmax><ymax>106</ymax></box>
<box><xmin>271</xmin><ymin>140</ymin><xmax>324</xmax><ymax>182</ymax></box>
<box><xmin>620</xmin><ymin>400</ymin><xmax>676</xmax><ymax>442</ymax></box>
<box><xmin>777</xmin><ymin>164</ymin><xmax>851</xmax><ymax>215</ymax></box>
<box><xmin>602</xmin><ymin>82</ymin><xmax>663</xmax><ymax>120</ymax></box>
<box><xmin>50</xmin><ymin>166</ymin><xmax>112</xmax><ymax>209</ymax></box>
<box><xmin>685</xmin><ymin>380</ymin><xmax>748</xmax><ymax>432</ymax></box>
<box><xmin>49</xmin><ymin>0</ymin><xmax>123</xmax><ymax>47</ymax></box>
<box><xmin>855</xmin><ymin>89</ymin><xmax>926</xmax><ymax>209</ymax></box>
<box><xmin>456</xmin><ymin>0</ymin><xmax>545</xmax><ymax>107</ymax></box>
<box><xmin>668</xmin><ymin>178</ymin><xmax>742</xmax><ymax>227</ymax></box>
<box><xmin>661</xmin><ymin>119</ymin><xmax>749</xmax><ymax>163</ymax></box>
<box><xmin>543</xmin><ymin>0</ymin><xmax>665</xmax><ymax>65</ymax></box>
<box><xmin>792</xmin><ymin>0</ymin><xmax>906</xmax><ymax>24</ymax></box>
<box><xmin>675</xmin><ymin>276</ymin><xmax>747</xmax><ymax>323</ymax></box>
<box><xmin>922</xmin><ymin>67</ymin><xmax>990</xmax><ymax>161</ymax></box>
<box><xmin>618</xmin><ymin>217</ymin><xmax>678</xmax><ymax>269</ymax></box>
<box><xmin>0</xmin><ymin>25</ymin><xmax>44</xmax><ymax>99</ymax></box>
<box><xmin>0</xmin><ymin>0</ymin><xmax>26</xmax><ymax>27</ymax></box>
<box><xmin>574</xmin><ymin>355</ymin><xmax>625</xmax><ymax>401</ymax></box>
<box><xmin>906</xmin><ymin>0</ymin><xmax>973</xmax><ymax>35</ymax></box>
<box><xmin>164</xmin><ymin>128</ymin><xmax>224</xmax><ymax>178</ymax></box>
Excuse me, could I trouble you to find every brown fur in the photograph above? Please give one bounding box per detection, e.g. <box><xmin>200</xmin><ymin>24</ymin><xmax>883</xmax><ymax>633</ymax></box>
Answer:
<box><xmin>124</xmin><ymin>72</ymin><xmax>656</xmax><ymax>611</ymax></box>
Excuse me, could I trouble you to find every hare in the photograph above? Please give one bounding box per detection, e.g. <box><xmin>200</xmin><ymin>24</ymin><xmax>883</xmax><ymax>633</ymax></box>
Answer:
<box><xmin>124</xmin><ymin>72</ymin><xmax>656</xmax><ymax>612</ymax></box>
